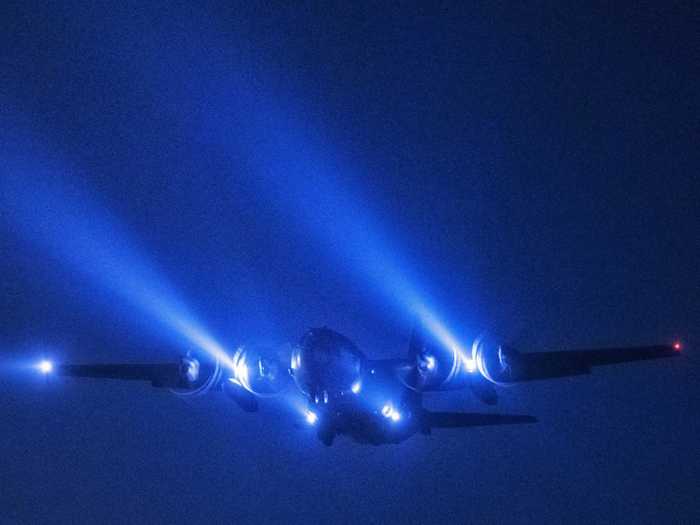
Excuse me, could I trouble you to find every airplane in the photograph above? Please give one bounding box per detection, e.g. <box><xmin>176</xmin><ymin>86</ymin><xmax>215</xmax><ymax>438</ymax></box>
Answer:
<box><xmin>36</xmin><ymin>325</ymin><xmax>681</xmax><ymax>445</ymax></box>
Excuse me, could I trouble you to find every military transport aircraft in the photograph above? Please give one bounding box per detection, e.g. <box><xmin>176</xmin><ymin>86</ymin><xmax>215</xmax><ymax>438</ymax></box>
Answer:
<box><xmin>37</xmin><ymin>326</ymin><xmax>681</xmax><ymax>445</ymax></box>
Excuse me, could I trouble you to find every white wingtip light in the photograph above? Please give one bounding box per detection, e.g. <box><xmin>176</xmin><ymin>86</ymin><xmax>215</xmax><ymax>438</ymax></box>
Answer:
<box><xmin>38</xmin><ymin>360</ymin><xmax>53</xmax><ymax>373</ymax></box>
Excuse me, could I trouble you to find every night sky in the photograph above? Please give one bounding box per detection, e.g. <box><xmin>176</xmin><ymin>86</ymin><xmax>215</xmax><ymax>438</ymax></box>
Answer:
<box><xmin>1</xmin><ymin>2</ymin><xmax>699</xmax><ymax>524</ymax></box>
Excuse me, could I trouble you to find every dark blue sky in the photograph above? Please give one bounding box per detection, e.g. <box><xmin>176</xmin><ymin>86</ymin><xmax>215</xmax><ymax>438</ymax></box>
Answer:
<box><xmin>1</xmin><ymin>2</ymin><xmax>698</xmax><ymax>523</ymax></box>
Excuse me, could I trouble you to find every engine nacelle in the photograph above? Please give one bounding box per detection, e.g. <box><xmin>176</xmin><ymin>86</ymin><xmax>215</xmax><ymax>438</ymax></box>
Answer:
<box><xmin>170</xmin><ymin>355</ymin><xmax>223</xmax><ymax>395</ymax></box>
<box><xmin>231</xmin><ymin>345</ymin><xmax>291</xmax><ymax>397</ymax></box>
<box><xmin>399</xmin><ymin>323</ymin><xmax>479</xmax><ymax>391</ymax></box>
<box><xmin>473</xmin><ymin>337</ymin><xmax>520</xmax><ymax>384</ymax></box>
<box><xmin>402</xmin><ymin>339</ymin><xmax>462</xmax><ymax>391</ymax></box>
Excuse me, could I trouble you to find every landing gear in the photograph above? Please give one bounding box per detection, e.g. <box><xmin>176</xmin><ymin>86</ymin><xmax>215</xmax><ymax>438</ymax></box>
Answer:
<box><xmin>317</xmin><ymin>424</ymin><xmax>335</xmax><ymax>446</ymax></box>
<box><xmin>316</xmin><ymin>417</ymin><xmax>336</xmax><ymax>446</ymax></box>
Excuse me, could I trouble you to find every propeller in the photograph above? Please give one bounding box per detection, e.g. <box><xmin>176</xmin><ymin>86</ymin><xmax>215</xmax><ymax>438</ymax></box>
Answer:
<box><xmin>169</xmin><ymin>353</ymin><xmax>223</xmax><ymax>396</ymax></box>
<box><xmin>231</xmin><ymin>345</ymin><xmax>291</xmax><ymax>397</ymax></box>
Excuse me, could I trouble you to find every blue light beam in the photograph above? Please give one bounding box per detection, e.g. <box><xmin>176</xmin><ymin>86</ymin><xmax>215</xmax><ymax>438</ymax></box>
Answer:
<box><xmin>206</xmin><ymin>82</ymin><xmax>477</xmax><ymax>362</ymax></box>
<box><xmin>0</xmin><ymin>143</ymin><xmax>235</xmax><ymax>370</ymax></box>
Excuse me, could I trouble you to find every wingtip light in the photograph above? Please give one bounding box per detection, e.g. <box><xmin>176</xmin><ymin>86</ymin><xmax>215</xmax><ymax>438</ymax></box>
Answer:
<box><xmin>674</xmin><ymin>342</ymin><xmax>681</xmax><ymax>351</ymax></box>
<box><xmin>38</xmin><ymin>360</ymin><xmax>53</xmax><ymax>373</ymax></box>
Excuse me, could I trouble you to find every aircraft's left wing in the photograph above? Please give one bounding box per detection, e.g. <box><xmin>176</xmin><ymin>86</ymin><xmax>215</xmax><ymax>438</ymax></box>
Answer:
<box><xmin>478</xmin><ymin>343</ymin><xmax>681</xmax><ymax>383</ymax></box>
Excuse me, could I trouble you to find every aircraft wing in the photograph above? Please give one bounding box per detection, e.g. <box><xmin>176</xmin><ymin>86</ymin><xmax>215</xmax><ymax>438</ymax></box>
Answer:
<box><xmin>45</xmin><ymin>345</ymin><xmax>289</xmax><ymax>413</ymax></box>
<box><xmin>55</xmin><ymin>361</ymin><xmax>222</xmax><ymax>390</ymax></box>
<box><xmin>483</xmin><ymin>343</ymin><xmax>681</xmax><ymax>383</ymax></box>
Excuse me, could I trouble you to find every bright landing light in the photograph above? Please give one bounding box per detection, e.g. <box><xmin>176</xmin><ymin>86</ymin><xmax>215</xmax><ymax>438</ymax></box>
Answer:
<box><xmin>381</xmin><ymin>402</ymin><xmax>394</xmax><ymax>418</ymax></box>
<box><xmin>465</xmin><ymin>358</ymin><xmax>477</xmax><ymax>372</ymax></box>
<box><xmin>306</xmin><ymin>411</ymin><xmax>318</xmax><ymax>425</ymax></box>
<box><xmin>381</xmin><ymin>402</ymin><xmax>401</xmax><ymax>422</ymax></box>
<box><xmin>38</xmin><ymin>360</ymin><xmax>53</xmax><ymax>373</ymax></box>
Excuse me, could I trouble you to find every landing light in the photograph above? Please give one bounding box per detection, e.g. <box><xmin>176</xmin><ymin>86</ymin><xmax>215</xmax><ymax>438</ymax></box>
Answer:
<box><xmin>381</xmin><ymin>402</ymin><xmax>394</xmax><ymax>418</ymax></box>
<box><xmin>465</xmin><ymin>358</ymin><xmax>477</xmax><ymax>372</ymax></box>
<box><xmin>38</xmin><ymin>360</ymin><xmax>53</xmax><ymax>373</ymax></box>
<box><xmin>351</xmin><ymin>381</ymin><xmax>361</xmax><ymax>394</ymax></box>
<box><xmin>306</xmin><ymin>411</ymin><xmax>318</xmax><ymax>425</ymax></box>
<box><xmin>390</xmin><ymin>411</ymin><xmax>401</xmax><ymax>422</ymax></box>
<box><xmin>232</xmin><ymin>348</ymin><xmax>250</xmax><ymax>388</ymax></box>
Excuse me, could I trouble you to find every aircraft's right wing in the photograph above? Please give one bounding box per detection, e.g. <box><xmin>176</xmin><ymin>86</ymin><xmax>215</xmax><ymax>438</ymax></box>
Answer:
<box><xmin>42</xmin><ymin>344</ymin><xmax>293</xmax><ymax>413</ymax></box>
<box><xmin>478</xmin><ymin>343</ymin><xmax>681</xmax><ymax>383</ymax></box>
<box><xmin>55</xmin><ymin>362</ymin><xmax>218</xmax><ymax>389</ymax></box>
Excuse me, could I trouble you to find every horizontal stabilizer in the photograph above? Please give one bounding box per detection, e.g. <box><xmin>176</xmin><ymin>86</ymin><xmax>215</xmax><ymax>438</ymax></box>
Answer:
<box><xmin>425</xmin><ymin>411</ymin><xmax>537</xmax><ymax>428</ymax></box>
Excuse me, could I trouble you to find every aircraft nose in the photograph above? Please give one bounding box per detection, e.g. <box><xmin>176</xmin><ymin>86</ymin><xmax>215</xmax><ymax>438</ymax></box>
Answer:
<box><xmin>290</xmin><ymin>328</ymin><xmax>362</xmax><ymax>396</ymax></box>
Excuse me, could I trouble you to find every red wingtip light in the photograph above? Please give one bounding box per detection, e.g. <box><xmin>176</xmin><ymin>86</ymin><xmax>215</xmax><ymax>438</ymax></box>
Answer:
<box><xmin>674</xmin><ymin>343</ymin><xmax>681</xmax><ymax>351</ymax></box>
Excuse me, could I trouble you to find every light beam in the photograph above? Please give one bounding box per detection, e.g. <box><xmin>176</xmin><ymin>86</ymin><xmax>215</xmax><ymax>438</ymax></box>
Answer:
<box><xmin>0</xmin><ymin>151</ymin><xmax>235</xmax><ymax>371</ymax></box>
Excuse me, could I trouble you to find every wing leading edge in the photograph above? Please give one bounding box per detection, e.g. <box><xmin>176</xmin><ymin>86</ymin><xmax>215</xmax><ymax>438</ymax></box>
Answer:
<box><xmin>483</xmin><ymin>343</ymin><xmax>681</xmax><ymax>383</ymax></box>
<box><xmin>55</xmin><ymin>363</ymin><xmax>220</xmax><ymax>389</ymax></box>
